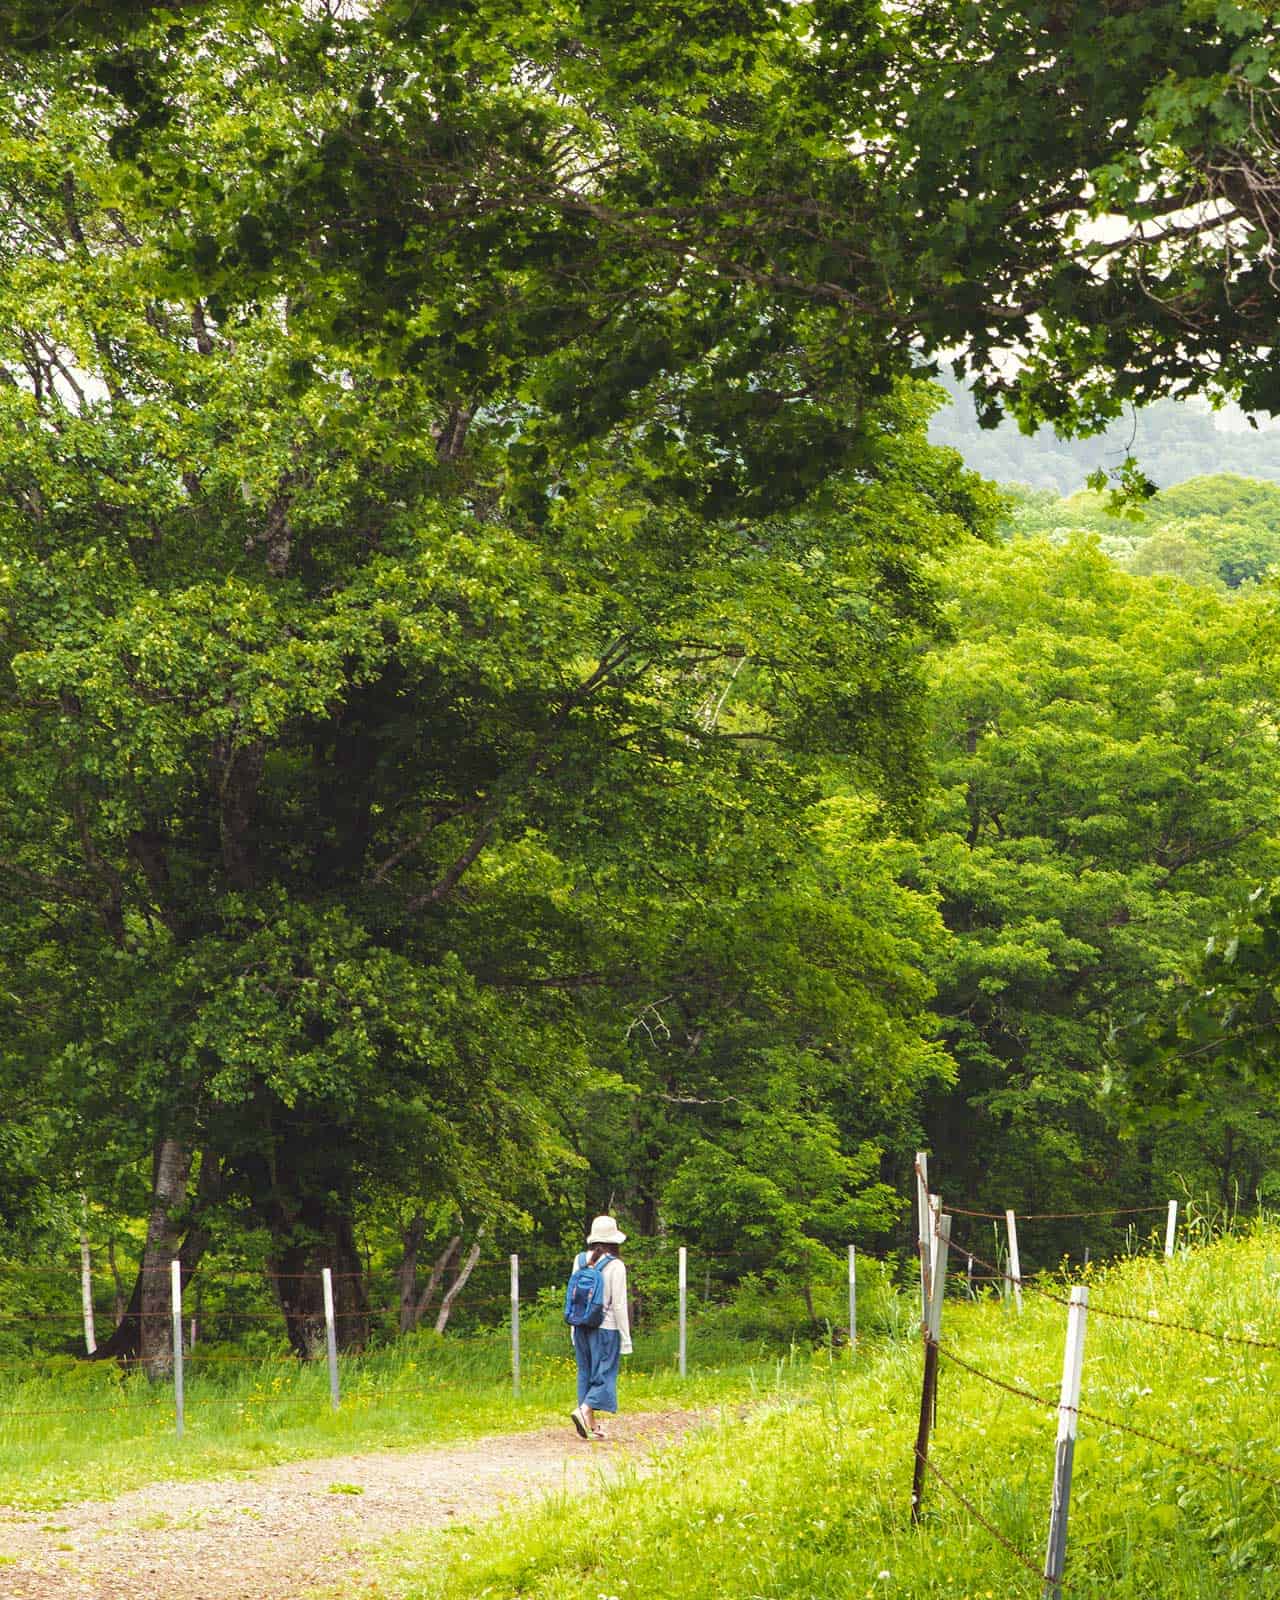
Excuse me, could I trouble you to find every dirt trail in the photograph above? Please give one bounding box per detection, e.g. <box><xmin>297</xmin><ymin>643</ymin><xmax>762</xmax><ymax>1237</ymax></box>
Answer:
<box><xmin>0</xmin><ymin>1410</ymin><xmax>699</xmax><ymax>1600</ymax></box>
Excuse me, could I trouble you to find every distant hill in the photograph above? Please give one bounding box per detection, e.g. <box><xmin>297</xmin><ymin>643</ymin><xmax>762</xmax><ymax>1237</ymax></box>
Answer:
<box><xmin>928</xmin><ymin>378</ymin><xmax>1280</xmax><ymax>494</ymax></box>
<box><xmin>1002</xmin><ymin>473</ymin><xmax>1280</xmax><ymax>590</ymax></box>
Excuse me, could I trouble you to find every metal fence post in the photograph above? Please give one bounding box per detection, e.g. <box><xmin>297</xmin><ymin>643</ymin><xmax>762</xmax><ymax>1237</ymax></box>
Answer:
<box><xmin>1164</xmin><ymin>1200</ymin><xmax>1178</xmax><ymax>1259</ymax></box>
<box><xmin>510</xmin><ymin>1252</ymin><xmax>521</xmax><ymax>1398</ymax></box>
<box><xmin>1006</xmin><ymin>1209</ymin><xmax>1024</xmax><ymax>1314</ymax></box>
<box><xmin>171</xmin><ymin>1259</ymin><xmax>184</xmax><ymax>1438</ymax></box>
<box><xmin>678</xmin><ymin>1246</ymin><xmax>687</xmax><ymax>1378</ymax></box>
<box><xmin>322</xmin><ymin>1267</ymin><xmax>340</xmax><ymax>1412</ymax></box>
<box><xmin>1043</xmin><ymin>1286</ymin><xmax>1089</xmax><ymax>1599</ymax></box>
<box><xmin>848</xmin><ymin>1244</ymin><xmax>857</xmax><ymax>1350</ymax></box>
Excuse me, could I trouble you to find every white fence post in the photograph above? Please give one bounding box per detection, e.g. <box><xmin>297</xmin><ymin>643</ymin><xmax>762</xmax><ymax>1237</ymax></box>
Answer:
<box><xmin>321</xmin><ymin>1267</ymin><xmax>340</xmax><ymax>1412</ymax></box>
<box><xmin>915</xmin><ymin>1151</ymin><xmax>931</xmax><ymax>1324</ymax></box>
<box><xmin>678</xmin><ymin>1246</ymin><xmax>687</xmax><ymax>1378</ymax></box>
<box><xmin>1043</xmin><ymin>1286</ymin><xmax>1089</xmax><ymax>1599</ymax></box>
<box><xmin>1005</xmin><ymin>1209</ymin><xmax>1024</xmax><ymax>1314</ymax></box>
<box><xmin>510</xmin><ymin>1253</ymin><xmax>521</xmax><ymax>1398</ymax></box>
<box><xmin>80</xmin><ymin>1227</ymin><xmax>96</xmax><ymax>1355</ymax></box>
<box><xmin>170</xmin><ymin>1259</ymin><xmax>184</xmax><ymax>1439</ymax></box>
<box><xmin>928</xmin><ymin>1215</ymin><xmax>951</xmax><ymax>1346</ymax></box>
<box><xmin>1164</xmin><ymin>1200</ymin><xmax>1178</xmax><ymax>1259</ymax></box>
<box><xmin>848</xmin><ymin>1244</ymin><xmax>857</xmax><ymax>1350</ymax></box>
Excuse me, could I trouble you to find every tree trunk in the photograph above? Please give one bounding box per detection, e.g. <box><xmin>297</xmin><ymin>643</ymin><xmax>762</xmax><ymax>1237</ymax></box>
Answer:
<box><xmin>91</xmin><ymin>1135</ymin><xmax>190</xmax><ymax>1373</ymax></box>
<box><xmin>269</xmin><ymin>1204</ymin><xmax>370</xmax><ymax>1358</ymax></box>
<box><xmin>107</xmin><ymin>1238</ymin><xmax>125</xmax><ymax>1326</ymax></box>
<box><xmin>396</xmin><ymin>1214</ymin><xmax>426</xmax><ymax>1333</ymax></box>
<box><xmin>93</xmin><ymin>1144</ymin><xmax>218</xmax><ymax>1367</ymax></box>
<box><xmin>396</xmin><ymin>1217</ymin><xmax>464</xmax><ymax>1334</ymax></box>
<box><xmin>414</xmin><ymin>1234</ymin><xmax>462</xmax><ymax>1329</ymax></box>
<box><xmin>435</xmin><ymin>1234</ymin><xmax>483</xmax><ymax>1334</ymax></box>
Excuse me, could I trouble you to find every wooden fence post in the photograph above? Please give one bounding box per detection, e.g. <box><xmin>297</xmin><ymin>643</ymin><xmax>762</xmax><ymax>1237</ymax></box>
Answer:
<box><xmin>322</xmin><ymin>1267</ymin><xmax>340</xmax><ymax>1412</ymax></box>
<box><xmin>171</xmin><ymin>1259</ymin><xmax>184</xmax><ymax>1439</ymax></box>
<box><xmin>1005</xmin><ymin>1209</ymin><xmax>1024</xmax><ymax>1314</ymax></box>
<box><xmin>1164</xmin><ymin>1200</ymin><xmax>1178</xmax><ymax>1259</ymax></box>
<box><xmin>1043</xmin><ymin>1286</ymin><xmax>1089</xmax><ymax>1599</ymax></box>
<box><xmin>678</xmin><ymin>1246</ymin><xmax>687</xmax><ymax>1378</ymax></box>
<box><xmin>910</xmin><ymin>1212</ymin><xmax>951</xmax><ymax>1523</ymax></box>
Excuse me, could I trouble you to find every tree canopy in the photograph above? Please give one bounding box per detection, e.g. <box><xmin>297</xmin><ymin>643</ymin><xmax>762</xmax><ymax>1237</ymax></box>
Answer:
<box><xmin>3</xmin><ymin>0</ymin><xmax>1280</xmax><ymax>1353</ymax></box>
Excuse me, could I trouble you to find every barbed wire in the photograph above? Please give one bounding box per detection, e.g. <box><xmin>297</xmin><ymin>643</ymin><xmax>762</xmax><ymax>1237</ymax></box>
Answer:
<box><xmin>909</xmin><ymin>1163</ymin><xmax>1171</xmax><ymax>1223</ymax></box>
<box><xmin>915</xmin><ymin>1448</ymin><xmax>1049</xmax><ymax>1588</ymax></box>
<box><xmin>934</xmin><ymin>1342</ymin><xmax>1280</xmax><ymax>1494</ymax></box>
<box><xmin>946</xmin><ymin>1204</ymin><xmax>1169</xmax><ymax>1221</ymax></box>
<box><xmin>952</xmin><ymin>1238</ymin><xmax>1280</xmax><ymax>1355</ymax></box>
<box><xmin>0</xmin><ymin>1247</ymin><xmax>773</xmax><ymax>1282</ymax></box>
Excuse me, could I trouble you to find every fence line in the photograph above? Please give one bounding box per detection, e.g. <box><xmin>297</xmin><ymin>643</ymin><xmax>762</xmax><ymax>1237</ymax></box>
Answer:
<box><xmin>945</xmin><ymin>1203</ymin><xmax>1169</xmax><ymax>1221</ymax></box>
<box><xmin>934</xmin><ymin>1341</ymin><xmax>1280</xmax><ymax>1494</ymax></box>
<box><xmin>952</xmin><ymin>1238</ymin><xmax>1280</xmax><ymax>1353</ymax></box>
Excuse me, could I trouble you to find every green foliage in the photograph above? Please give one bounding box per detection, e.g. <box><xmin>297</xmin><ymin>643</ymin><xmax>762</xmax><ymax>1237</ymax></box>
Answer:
<box><xmin>919</xmin><ymin>536</ymin><xmax>1280</xmax><ymax>1234</ymax></box>
<box><xmin>997</xmin><ymin>472</ymin><xmax>1280</xmax><ymax>590</ymax></box>
<box><xmin>1120</xmin><ymin>880</ymin><xmax>1280</xmax><ymax>1113</ymax></box>
<box><xmin>3</xmin><ymin>0</ymin><xmax>1280</xmax><ymax>1339</ymax></box>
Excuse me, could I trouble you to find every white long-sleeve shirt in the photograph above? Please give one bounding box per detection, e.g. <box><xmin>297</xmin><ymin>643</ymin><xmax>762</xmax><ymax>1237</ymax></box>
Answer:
<box><xmin>570</xmin><ymin>1252</ymin><xmax>632</xmax><ymax>1354</ymax></box>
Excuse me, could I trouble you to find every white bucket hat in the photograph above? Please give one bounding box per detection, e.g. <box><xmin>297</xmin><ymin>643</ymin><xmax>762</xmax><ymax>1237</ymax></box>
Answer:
<box><xmin>587</xmin><ymin>1213</ymin><xmax>627</xmax><ymax>1245</ymax></box>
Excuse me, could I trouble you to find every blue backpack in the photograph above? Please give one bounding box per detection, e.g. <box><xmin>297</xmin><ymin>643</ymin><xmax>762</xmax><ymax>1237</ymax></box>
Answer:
<box><xmin>563</xmin><ymin>1250</ymin><xmax>615</xmax><ymax>1328</ymax></box>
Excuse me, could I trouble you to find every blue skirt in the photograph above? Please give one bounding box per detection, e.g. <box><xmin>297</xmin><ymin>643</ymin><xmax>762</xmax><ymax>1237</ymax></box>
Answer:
<box><xmin>573</xmin><ymin>1326</ymin><xmax>622</xmax><ymax>1413</ymax></box>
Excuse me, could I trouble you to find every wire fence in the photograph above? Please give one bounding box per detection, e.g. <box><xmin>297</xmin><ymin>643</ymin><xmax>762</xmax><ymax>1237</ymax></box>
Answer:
<box><xmin>905</xmin><ymin>1165</ymin><xmax>1280</xmax><ymax>1596</ymax></box>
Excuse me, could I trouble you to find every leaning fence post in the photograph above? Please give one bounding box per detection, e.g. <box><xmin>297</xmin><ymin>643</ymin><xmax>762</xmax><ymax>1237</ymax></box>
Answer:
<box><xmin>848</xmin><ymin>1244</ymin><xmax>857</xmax><ymax>1350</ymax></box>
<box><xmin>1164</xmin><ymin>1200</ymin><xmax>1178</xmax><ymax>1259</ymax></box>
<box><xmin>1043</xmin><ymin>1286</ymin><xmax>1089</xmax><ymax>1599</ymax></box>
<box><xmin>915</xmin><ymin>1151</ymin><xmax>931</xmax><ymax>1323</ymax></box>
<box><xmin>171</xmin><ymin>1259</ymin><xmax>184</xmax><ymax>1439</ymax></box>
<box><xmin>910</xmin><ymin>1212</ymin><xmax>951</xmax><ymax>1522</ymax></box>
<box><xmin>321</xmin><ymin>1267</ymin><xmax>340</xmax><ymax>1412</ymax></box>
<box><xmin>510</xmin><ymin>1252</ymin><xmax>521</xmax><ymax>1398</ymax></box>
<box><xmin>1005</xmin><ymin>1209</ymin><xmax>1024</xmax><ymax>1314</ymax></box>
<box><xmin>677</xmin><ymin>1245</ymin><xmax>687</xmax><ymax>1378</ymax></box>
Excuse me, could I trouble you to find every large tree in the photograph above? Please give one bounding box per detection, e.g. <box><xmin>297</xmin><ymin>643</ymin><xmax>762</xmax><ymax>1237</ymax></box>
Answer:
<box><xmin>0</xmin><ymin>20</ymin><xmax>995</xmax><ymax>1361</ymax></box>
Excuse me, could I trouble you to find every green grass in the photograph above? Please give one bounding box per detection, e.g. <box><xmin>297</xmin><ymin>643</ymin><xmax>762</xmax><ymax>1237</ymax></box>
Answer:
<box><xmin>0</xmin><ymin>1315</ymin><xmax>836</xmax><ymax>1510</ymax></box>
<box><xmin>362</xmin><ymin>1227</ymin><xmax>1280</xmax><ymax>1600</ymax></box>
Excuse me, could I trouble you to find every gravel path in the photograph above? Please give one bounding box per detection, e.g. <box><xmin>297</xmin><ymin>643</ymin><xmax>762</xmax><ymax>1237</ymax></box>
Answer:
<box><xmin>0</xmin><ymin>1410</ymin><xmax>699</xmax><ymax>1600</ymax></box>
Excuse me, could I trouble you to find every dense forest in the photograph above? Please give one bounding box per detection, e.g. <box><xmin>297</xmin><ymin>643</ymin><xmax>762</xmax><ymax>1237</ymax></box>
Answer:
<box><xmin>3</xmin><ymin>0</ymin><xmax>1280</xmax><ymax>1367</ymax></box>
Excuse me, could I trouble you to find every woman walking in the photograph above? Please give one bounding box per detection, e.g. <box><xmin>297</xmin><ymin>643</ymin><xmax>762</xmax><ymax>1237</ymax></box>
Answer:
<box><xmin>569</xmin><ymin>1215</ymin><xmax>632</xmax><ymax>1441</ymax></box>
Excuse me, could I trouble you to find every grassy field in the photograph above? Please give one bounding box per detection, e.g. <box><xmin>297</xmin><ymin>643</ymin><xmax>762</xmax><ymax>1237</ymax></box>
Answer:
<box><xmin>360</xmin><ymin>1227</ymin><xmax>1280</xmax><ymax>1600</ymax></box>
<box><xmin>0</xmin><ymin>1309</ymin><xmax>868</xmax><ymax>1511</ymax></box>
